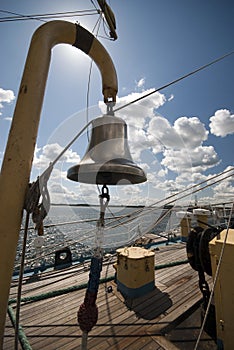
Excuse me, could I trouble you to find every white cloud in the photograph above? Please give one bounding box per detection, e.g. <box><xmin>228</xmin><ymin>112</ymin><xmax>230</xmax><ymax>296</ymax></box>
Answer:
<box><xmin>161</xmin><ymin>146</ymin><xmax>219</xmax><ymax>173</ymax></box>
<box><xmin>128</xmin><ymin>126</ymin><xmax>149</xmax><ymax>160</ymax></box>
<box><xmin>209</xmin><ymin>109</ymin><xmax>234</xmax><ymax>137</ymax></box>
<box><xmin>29</xmin><ymin>92</ymin><xmax>232</xmax><ymax>206</ymax></box>
<box><xmin>114</xmin><ymin>89</ymin><xmax>166</xmax><ymax>128</ymax></box>
<box><xmin>148</xmin><ymin>116</ymin><xmax>208</xmax><ymax>150</ymax></box>
<box><xmin>173</xmin><ymin>117</ymin><xmax>208</xmax><ymax>148</ymax></box>
<box><xmin>147</xmin><ymin>114</ymin><xmax>220</xmax><ymax>180</ymax></box>
<box><xmin>211</xmin><ymin>166</ymin><xmax>234</xmax><ymax>200</ymax></box>
<box><xmin>49</xmin><ymin>182</ymin><xmax>80</xmax><ymax>204</ymax></box>
<box><xmin>135</xmin><ymin>78</ymin><xmax>145</xmax><ymax>88</ymax></box>
<box><xmin>33</xmin><ymin>143</ymin><xmax>80</xmax><ymax>170</ymax></box>
<box><xmin>3</xmin><ymin>116</ymin><xmax>12</xmax><ymax>121</ymax></box>
<box><xmin>0</xmin><ymin>87</ymin><xmax>15</xmax><ymax>114</ymax></box>
<box><xmin>0</xmin><ymin>88</ymin><xmax>15</xmax><ymax>104</ymax></box>
<box><xmin>148</xmin><ymin>116</ymin><xmax>183</xmax><ymax>150</ymax></box>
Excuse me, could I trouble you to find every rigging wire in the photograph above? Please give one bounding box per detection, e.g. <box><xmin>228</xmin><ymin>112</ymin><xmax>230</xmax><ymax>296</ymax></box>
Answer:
<box><xmin>6</xmin><ymin>4</ymin><xmax>233</xmax><ymax>346</ymax></box>
<box><xmin>194</xmin><ymin>201</ymin><xmax>234</xmax><ymax>350</ymax></box>
<box><xmin>9</xmin><ymin>13</ymin><xmax>234</xmax><ymax>303</ymax></box>
<box><xmin>86</xmin><ymin>13</ymin><xmax>103</xmax><ymax>142</ymax></box>
<box><xmin>15</xmin><ymin>167</ymin><xmax>233</xmax><ymax>262</ymax></box>
<box><xmin>113</xmin><ymin>50</ymin><xmax>234</xmax><ymax>113</ymax></box>
<box><xmin>90</xmin><ymin>0</ymin><xmax>99</xmax><ymax>12</ymax></box>
<box><xmin>102</xmin><ymin>167</ymin><xmax>234</xmax><ymax>230</ymax></box>
<box><xmin>109</xmin><ymin>169</ymin><xmax>234</xmax><ymax>230</ymax></box>
<box><xmin>0</xmin><ymin>9</ymin><xmax>98</xmax><ymax>22</ymax></box>
<box><xmin>14</xmin><ymin>167</ymin><xmax>233</xmax><ymax>271</ymax></box>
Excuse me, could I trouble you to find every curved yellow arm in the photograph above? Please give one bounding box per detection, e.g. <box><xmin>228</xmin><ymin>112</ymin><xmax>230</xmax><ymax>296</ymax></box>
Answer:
<box><xmin>0</xmin><ymin>20</ymin><xmax>117</xmax><ymax>348</ymax></box>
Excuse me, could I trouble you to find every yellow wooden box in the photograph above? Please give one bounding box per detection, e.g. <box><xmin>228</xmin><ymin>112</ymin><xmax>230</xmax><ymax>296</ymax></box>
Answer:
<box><xmin>115</xmin><ymin>246</ymin><xmax>155</xmax><ymax>298</ymax></box>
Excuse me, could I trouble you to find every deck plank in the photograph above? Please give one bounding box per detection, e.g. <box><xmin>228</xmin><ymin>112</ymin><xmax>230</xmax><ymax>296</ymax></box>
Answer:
<box><xmin>4</xmin><ymin>243</ymin><xmax>213</xmax><ymax>350</ymax></box>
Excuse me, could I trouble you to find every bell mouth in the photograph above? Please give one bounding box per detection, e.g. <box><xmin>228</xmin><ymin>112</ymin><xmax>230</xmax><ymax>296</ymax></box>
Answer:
<box><xmin>67</xmin><ymin>158</ymin><xmax>147</xmax><ymax>185</ymax></box>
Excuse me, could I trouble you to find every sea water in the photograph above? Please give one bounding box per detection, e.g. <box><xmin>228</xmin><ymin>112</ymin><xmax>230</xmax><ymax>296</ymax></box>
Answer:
<box><xmin>15</xmin><ymin>205</ymin><xmax>176</xmax><ymax>273</ymax></box>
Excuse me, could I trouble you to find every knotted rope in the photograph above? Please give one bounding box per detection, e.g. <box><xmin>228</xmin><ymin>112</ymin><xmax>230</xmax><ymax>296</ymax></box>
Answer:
<box><xmin>77</xmin><ymin>185</ymin><xmax>110</xmax><ymax>349</ymax></box>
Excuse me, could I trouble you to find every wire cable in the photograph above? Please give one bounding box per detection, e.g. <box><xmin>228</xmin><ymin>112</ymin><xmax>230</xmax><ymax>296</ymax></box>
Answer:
<box><xmin>0</xmin><ymin>9</ymin><xmax>98</xmax><ymax>23</ymax></box>
<box><xmin>14</xmin><ymin>168</ymin><xmax>234</xmax><ymax>271</ymax></box>
<box><xmin>113</xmin><ymin>50</ymin><xmax>234</xmax><ymax>113</ymax></box>
<box><xmin>86</xmin><ymin>13</ymin><xmax>103</xmax><ymax>141</ymax></box>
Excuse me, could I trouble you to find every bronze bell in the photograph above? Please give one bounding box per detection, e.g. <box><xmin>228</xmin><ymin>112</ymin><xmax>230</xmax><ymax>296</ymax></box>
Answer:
<box><xmin>67</xmin><ymin>115</ymin><xmax>147</xmax><ymax>185</ymax></box>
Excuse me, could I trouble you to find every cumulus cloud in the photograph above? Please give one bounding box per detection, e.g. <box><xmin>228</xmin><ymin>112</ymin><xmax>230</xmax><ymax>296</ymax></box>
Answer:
<box><xmin>211</xmin><ymin>166</ymin><xmax>234</xmax><ymax>200</ymax></box>
<box><xmin>33</xmin><ymin>143</ymin><xmax>80</xmax><ymax>170</ymax></box>
<box><xmin>0</xmin><ymin>87</ymin><xmax>15</xmax><ymax>114</ymax></box>
<box><xmin>49</xmin><ymin>182</ymin><xmax>80</xmax><ymax>204</ymax></box>
<box><xmin>209</xmin><ymin>109</ymin><xmax>234</xmax><ymax>137</ymax></box>
<box><xmin>148</xmin><ymin>116</ymin><xmax>183</xmax><ymax>150</ymax></box>
<box><xmin>147</xmin><ymin>115</ymin><xmax>213</xmax><ymax>181</ymax></box>
<box><xmin>128</xmin><ymin>126</ymin><xmax>149</xmax><ymax>160</ymax></box>
<box><xmin>161</xmin><ymin>146</ymin><xmax>219</xmax><ymax>173</ymax></box>
<box><xmin>114</xmin><ymin>89</ymin><xmax>166</xmax><ymax>128</ymax></box>
<box><xmin>146</xmin><ymin>113</ymin><xmax>221</xmax><ymax>182</ymax></box>
<box><xmin>148</xmin><ymin>116</ymin><xmax>208</xmax><ymax>151</ymax></box>
<box><xmin>30</xmin><ymin>91</ymin><xmax>231</xmax><ymax>205</ymax></box>
<box><xmin>174</xmin><ymin>117</ymin><xmax>208</xmax><ymax>148</ymax></box>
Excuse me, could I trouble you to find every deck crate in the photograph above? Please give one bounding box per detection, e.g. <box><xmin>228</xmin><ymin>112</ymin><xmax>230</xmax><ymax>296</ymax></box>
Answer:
<box><xmin>115</xmin><ymin>247</ymin><xmax>155</xmax><ymax>298</ymax></box>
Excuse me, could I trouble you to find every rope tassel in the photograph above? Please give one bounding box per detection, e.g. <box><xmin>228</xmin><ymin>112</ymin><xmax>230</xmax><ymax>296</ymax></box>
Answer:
<box><xmin>77</xmin><ymin>256</ymin><xmax>103</xmax><ymax>333</ymax></box>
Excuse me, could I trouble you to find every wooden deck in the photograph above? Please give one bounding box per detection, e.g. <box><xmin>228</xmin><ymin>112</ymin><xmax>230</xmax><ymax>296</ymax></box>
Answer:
<box><xmin>3</xmin><ymin>243</ymin><xmax>215</xmax><ymax>349</ymax></box>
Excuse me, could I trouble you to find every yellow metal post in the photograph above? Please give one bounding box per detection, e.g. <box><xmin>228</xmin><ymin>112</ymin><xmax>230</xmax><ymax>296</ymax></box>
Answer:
<box><xmin>209</xmin><ymin>229</ymin><xmax>234</xmax><ymax>350</ymax></box>
<box><xmin>0</xmin><ymin>20</ymin><xmax>117</xmax><ymax>348</ymax></box>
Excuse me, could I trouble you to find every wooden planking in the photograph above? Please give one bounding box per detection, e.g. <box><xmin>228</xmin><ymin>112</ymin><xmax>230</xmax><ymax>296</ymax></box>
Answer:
<box><xmin>9</xmin><ymin>244</ymin><xmax>186</xmax><ymax>300</ymax></box>
<box><xmin>4</xmin><ymin>243</ymin><xmax>211</xmax><ymax>350</ymax></box>
<box><xmin>3</xmin><ymin>314</ymin><xmax>23</xmax><ymax>350</ymax></box>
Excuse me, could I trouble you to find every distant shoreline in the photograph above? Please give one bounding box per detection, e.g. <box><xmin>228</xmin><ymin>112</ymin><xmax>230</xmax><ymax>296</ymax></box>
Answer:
<box><xmin>50</xmin><ymin>203</ymin><xmax>174</xmax><ymax>209</ymax></box>
<box><xmin>51</xmin><ymin>203</ymin><xmax>145</xmax><ymax>208</ymax></box>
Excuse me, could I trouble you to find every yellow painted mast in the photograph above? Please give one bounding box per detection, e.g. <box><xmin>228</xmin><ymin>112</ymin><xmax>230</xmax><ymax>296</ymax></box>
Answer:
<box><xmin>0</xmin><ymin>20</ymin><xmax>117</xmax><ymax>348</ymax></box>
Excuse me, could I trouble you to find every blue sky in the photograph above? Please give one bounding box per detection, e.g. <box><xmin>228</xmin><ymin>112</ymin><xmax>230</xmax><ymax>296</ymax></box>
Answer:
<box><xmin>0</xmin><ymin>0</ymin><xmax>234</xmax><ymax>207</ymax></box>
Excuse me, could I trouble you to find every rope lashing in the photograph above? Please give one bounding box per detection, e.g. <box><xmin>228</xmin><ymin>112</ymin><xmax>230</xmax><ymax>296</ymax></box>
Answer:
<box><xmin>77</xmin><ymin>184</ymin><xmax>110</xmax><ymax>348</ymax></box>
<box><xmin>14</xmin><ymin>165</ymin><xmax>53</xmax><ymax>350</ymax></box>
<box><xmin>24</xmin><ymin>165</ymin><xmax>52</xmax><ymax>235</ymax></box>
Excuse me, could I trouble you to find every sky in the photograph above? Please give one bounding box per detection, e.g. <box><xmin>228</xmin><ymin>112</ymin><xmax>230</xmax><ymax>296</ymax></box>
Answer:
<box><xmin>0</xmin><ymin>0</ymin><xmax>234</xmax><ymax>209</ymax></box>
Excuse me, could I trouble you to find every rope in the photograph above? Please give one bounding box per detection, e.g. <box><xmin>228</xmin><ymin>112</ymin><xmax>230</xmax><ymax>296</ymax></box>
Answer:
<box><xmin>44</xmin><ymin>121</ymin><xmax>93</xmax><ymax>171</ymax></box>
<box><xmin>7</xmin><ymin>306</ymin><xmax>32</xmax><ymax>350</ymax></box>
<box><xmin>78</xmin><ymin>185</ymin><xmax>110</xmax><ymax>349</ymax></box>
<box><xmin>14</xmin><ymin>211</ymin><xmax>30</xmax><ymax>350</ymax></box>
<box><xmin>194</xmin><ymin>201</ymin><xmax>234</xmax><ymax>350</ymax></box>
